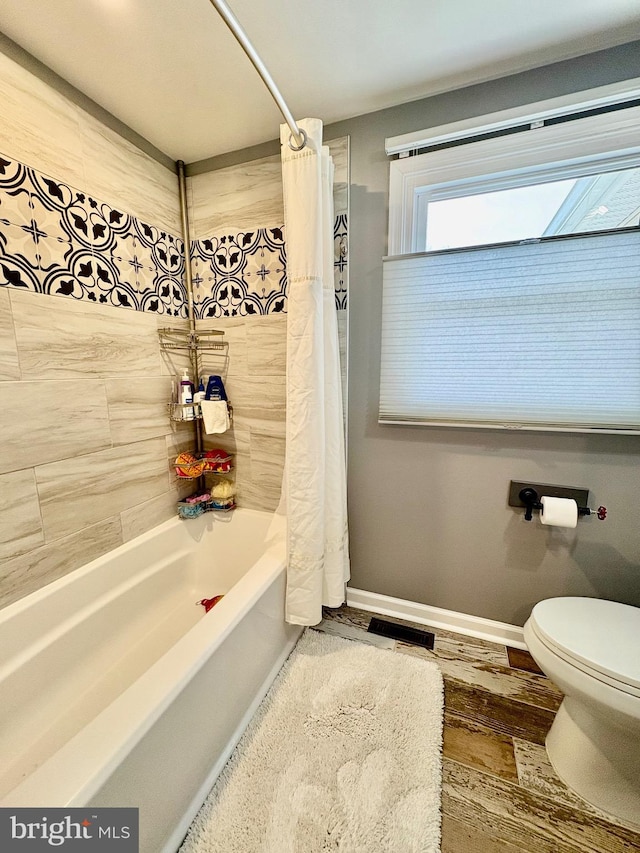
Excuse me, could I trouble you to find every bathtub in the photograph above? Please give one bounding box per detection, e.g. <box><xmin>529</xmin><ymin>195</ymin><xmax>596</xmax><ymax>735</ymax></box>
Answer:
<box><xmin>0</xmin><ymin>508</ymin><xmax>302</xmax><ymax>853</ymax></box>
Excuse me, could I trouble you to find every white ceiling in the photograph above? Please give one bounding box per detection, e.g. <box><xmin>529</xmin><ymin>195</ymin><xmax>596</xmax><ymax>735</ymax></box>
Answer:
<box><xmin>1</xmin><ymin>0</ymin><xmax>640</xmax><ymax>163</ymax></box>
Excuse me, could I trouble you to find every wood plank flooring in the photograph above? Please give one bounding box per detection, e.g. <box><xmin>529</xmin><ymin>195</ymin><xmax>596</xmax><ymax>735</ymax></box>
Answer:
<box><xmin>316</xmin><ymin>605</ymin><xmax>640</xmax><ymax>853</ymax></box>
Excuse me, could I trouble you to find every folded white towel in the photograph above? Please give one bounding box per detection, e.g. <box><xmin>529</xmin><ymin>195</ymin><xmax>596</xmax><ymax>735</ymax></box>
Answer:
<box><xmin>201</xmin><ymin>400</ymin><xmax>230</xmax><ymax>434</ymax></box>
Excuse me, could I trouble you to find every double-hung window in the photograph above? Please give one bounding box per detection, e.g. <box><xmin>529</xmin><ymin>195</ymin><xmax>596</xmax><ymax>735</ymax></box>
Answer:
<box><xmin>380</xmin><ymin>82</ymin><xmax>640</xmax><ymax>433</ymax></box>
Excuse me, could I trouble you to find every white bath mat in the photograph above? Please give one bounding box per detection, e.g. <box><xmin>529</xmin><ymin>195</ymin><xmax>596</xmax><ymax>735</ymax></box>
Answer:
<box><xmin>179</xmin><ymin>628</ymin><xmax>444</xmax><ymax>853</ymax></box>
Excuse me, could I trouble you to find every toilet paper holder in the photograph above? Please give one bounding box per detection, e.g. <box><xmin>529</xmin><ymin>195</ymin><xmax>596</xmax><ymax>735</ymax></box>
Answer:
<box><xmin>508</xmin><ymin>481</ymin><xmax>607</xmax><ymax>521</ymax></box>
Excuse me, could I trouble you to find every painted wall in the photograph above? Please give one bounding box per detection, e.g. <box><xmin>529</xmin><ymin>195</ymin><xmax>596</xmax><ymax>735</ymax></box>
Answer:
<box><xmin>322</xmin><ymin>42</ymin><xmax>640</xmax><ymax>625</ymax></box>
<box><xmin>0</xmin><ymin>51</ymin><xmax>193</xmax><ymax>610</ymax></box>
<box><xmin>186</xmin><ymin>139</ymin><xmax>349</xmax><ymax>511</ymax></box>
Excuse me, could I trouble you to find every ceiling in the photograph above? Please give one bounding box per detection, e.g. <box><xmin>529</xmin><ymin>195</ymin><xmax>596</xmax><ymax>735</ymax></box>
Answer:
<box><xmin>0</xmin><ymin>0</ymin><xmax>640</xmax><ymax>164</ymax></box>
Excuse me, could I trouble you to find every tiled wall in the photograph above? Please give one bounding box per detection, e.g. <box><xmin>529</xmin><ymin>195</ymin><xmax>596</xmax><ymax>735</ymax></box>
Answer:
<box><xmin>187</xmin><ymin>138</ymin><xmax>349</xmax><ymax>511</ymax></box>
<box><xmin>0</xmin><ymin>51</ymin><xmax>192</xmax><ymax>610</ymax></box>
<box><xmin>0</xmin><ymin>153</ymin><xmax>186</xmax><ymax>315</ymax></box>
<box><xmin>0</xmin><ymin>44</ymin><xmax>349</xmax><ymax>607</ymax></box>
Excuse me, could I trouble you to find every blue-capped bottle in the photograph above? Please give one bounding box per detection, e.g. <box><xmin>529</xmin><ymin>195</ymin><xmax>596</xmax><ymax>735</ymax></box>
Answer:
<box><xmin>205</xmin><ymin>375</ymin><xmax>227</xmax><ymax>401</ymax></box>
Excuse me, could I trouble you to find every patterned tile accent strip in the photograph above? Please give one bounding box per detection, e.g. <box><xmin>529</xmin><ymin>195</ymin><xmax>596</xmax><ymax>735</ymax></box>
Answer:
<box><xmin>193</xmin><ymin>217</ymin><xmax>348</xmax><ymax>318</ymax></box>
<box><xmin>0</xmin><ymin>152</ymin><xmax>186</xmax><ymax>317</ymax></box>
<box><xmin>334</xmin><ymin>213</ymin><xmax>348</xmax><ymax>310</ymax></box>
<box><xmin>0</xmin><ymin>152</ymin><xmax>348</xmax><ymax>319</ymax></box>
<box><xmin>192</xmin><ymin>227</ymin><xmax>287</xmax><ymax>318</ymax></box>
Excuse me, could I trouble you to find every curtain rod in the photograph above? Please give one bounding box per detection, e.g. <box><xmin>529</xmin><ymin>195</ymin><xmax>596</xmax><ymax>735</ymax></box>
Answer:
<box><xmin>207</xmin><ymin>0</ymin><xmax>307</xmax><ymax>150</ymax></box>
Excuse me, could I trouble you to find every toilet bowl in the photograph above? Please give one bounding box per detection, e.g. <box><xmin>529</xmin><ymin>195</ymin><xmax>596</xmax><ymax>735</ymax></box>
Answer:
<box><xmin>523</xmin><ymin>597</ymin><xmax>640</xmax><ymax>827</ymax></box>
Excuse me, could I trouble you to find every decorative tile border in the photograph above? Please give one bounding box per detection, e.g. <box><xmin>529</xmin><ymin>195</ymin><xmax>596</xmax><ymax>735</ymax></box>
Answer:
<box><xmin>192</xmin><ymin>227</ymin><xmax>287</xmax><ymax>319</ymax></box>
<box><xmin>193</xmin><ymin>216</ymin><xmax>348</xmax><ymax>318</ymax></box>
<box><xmin>334</xmin><ymin>213</ymin><xmax>348</xmax><ymax>311</ymax></box>
<box><xmin>0</xmin><ymin>151</ymin><xmax>348</xmax><ymax>321</ymax></box>
<box><xmin>0</xmin><ymin>153</ymin><xmax>186</xmax><ymax>317</ymax></box>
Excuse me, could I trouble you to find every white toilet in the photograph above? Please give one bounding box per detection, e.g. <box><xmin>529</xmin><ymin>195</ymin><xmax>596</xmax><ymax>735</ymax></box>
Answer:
<box><xmin>524</xmin><ymin>597</ymin><xmax>640</xmax><ymax>827</ymax></box>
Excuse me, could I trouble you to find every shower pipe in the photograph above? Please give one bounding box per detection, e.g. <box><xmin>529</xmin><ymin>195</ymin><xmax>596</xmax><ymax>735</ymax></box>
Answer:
<box><xmin>206</xmin><ymin>0</ymin><xmax>307</xmax><ymax>151</ymax></box>
<box><xmin>174</xmin><ymin>0</ymin><xmax>304</xmax><ymax>459</ymax></box>
<box><xmin>176</xmin><ymin>158</ymin><xmax>203</xmax><ymax>457</ymax></box>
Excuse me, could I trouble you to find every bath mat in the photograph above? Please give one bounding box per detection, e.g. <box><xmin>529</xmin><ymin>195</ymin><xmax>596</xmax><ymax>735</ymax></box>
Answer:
<box><xmin>179</xmin><ymin>628</ymin><xmax>444</xmax><ymax>853</ymax></box>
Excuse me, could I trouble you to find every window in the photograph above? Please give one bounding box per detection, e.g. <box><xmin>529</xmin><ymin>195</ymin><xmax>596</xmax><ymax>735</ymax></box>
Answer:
<box><xmin>380</xmin><ymin>87</ymin><xmax>640</xmax><ymax>433</ymax></box>
<box><xmin>422</xmin><ymin>166</ymin><xmax>640</xmax><ymax>252</ymax></box>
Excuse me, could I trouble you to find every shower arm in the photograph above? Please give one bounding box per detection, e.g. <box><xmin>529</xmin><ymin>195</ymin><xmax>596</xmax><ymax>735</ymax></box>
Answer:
<box><xmin>206</xmin><ymin>0</ymin><xmax>307</xmax><ymax>150</ymax></box>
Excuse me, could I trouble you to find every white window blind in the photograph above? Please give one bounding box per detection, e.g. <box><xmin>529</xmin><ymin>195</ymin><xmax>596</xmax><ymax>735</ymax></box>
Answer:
<box><xmin>379</xmin><ymin>229</ymin><xmax>640</xmax><ymax>432</ymax></box>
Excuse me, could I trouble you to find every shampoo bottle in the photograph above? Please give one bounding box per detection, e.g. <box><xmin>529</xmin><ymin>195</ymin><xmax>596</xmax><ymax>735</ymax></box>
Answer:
<box><xmin>180</xmin><ymin>370</ymin><xmax>195</xmax><ymax>420</ymax></box>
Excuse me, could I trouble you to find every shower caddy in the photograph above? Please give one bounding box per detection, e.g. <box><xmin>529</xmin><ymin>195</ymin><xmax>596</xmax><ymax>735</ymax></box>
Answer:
<box><xmin>162</xmin><ymin>0</ymin><xmax>309</xmax><ymax>520</ymax></box>
<box><xmin>159</xmin><ymin>326</ymin><xmax>236</xmax><ymax>516</ymax></box>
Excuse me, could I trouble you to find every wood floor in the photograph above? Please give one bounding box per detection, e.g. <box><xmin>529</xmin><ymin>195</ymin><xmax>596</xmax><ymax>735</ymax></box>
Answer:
<box><xmin>316</xmin><ymin>605</ymin><xmax>640</xmax><ymax>853</ymax></box>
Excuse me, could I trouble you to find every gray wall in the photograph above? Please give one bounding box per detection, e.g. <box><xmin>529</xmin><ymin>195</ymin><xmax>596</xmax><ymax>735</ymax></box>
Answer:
<box><xmin>325</xmin><ymin>42</ymin><xmax>640</xmax><ymax>626</ymax></box>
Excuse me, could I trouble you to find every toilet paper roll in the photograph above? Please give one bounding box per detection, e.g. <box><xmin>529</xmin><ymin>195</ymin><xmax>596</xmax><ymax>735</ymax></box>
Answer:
<box><xmin>540</xmin><ymin>496</ymin><xmax>578</xmax><ymax>528</ymax></box>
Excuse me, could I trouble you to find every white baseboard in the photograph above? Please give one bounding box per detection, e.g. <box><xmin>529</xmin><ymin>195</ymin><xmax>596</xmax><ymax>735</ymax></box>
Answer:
<box><xmin>345</xmin><ymin>587</ymin><xmax>527</xmax><ymax>650</ymax></box>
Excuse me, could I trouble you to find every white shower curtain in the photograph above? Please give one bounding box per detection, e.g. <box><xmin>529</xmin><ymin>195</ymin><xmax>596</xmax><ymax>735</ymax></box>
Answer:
<box><xmin>280</xmin><ymin>118</ymin><xmax>350</xmax><ymax>626</ymax></box>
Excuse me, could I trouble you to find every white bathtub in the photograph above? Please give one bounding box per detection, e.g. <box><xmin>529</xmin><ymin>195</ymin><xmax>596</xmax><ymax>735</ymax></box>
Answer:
<box><xmin>0</xmin><ymin>508</ymin><xmax>302</xmax><ymax>853</ymax></box>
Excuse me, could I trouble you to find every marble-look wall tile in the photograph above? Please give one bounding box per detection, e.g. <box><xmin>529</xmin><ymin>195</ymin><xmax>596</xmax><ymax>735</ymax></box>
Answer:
<box><xmin>159</xmin><ymin>348</ymin><xmax>192</xmax><ymax>381</ymax></box>
<box><xmin>166</xmin><ymin>425</ymin><xmax>199</xmax><ymax>462</ymax></box>
<box><xmin>106</xmin><ymin>376</ymin><xmax>173</xmax><ymax>445</ymax></box>
<box><xmin>230</xmin><ymin>375</ymin><xmax>286</xmax><ymax>437</ymax></box>
<box><xmin>0</xmin><ymin>469</ymin><xmax>44</xmax><ymax>559</ymax></box>
<box><xmin>0</xmin><ymin>288</ymin><xmax>20</xmax><ymax>380</ymax></box>
<box><xmin>189</xmin><ymin>154</ymin><xmax>284</xmax><ymax>236</ymax></box>
<box><xmin>247</xmin><ymin>430</ymin><xmax>285</xmax><ymax>509</ymax></box>
<box><xmin>246</xmin><ymin>315</ymin><xmax>287</xmax><ymax>376</ymax></box>
<box><xmin>0</xmin><ymin>516</ymin><xmax>123</xmax><ymax>611</ymax></box>
<box><xmin>11</xmin><ymin>289</ymin><xmax>163</xmax><ymax>378</ymax></box>
<box><xmin>196</xmin><ymin>316</ymin><xmax>248</xmax><ymax>383</ymax></box>
<box><xmin>0</xmin><ymin>52</ymin><xmax>84</xmax><ymax>188</ymax></box>
<box><xmin>328</xmin><ymin>137</ymin><xmax>348</xmax><ymax>183</ymax></box>
<box><xmin>328</xmin><ymin>136</ymin><xmax>349</xmax><ymax>215</ymax></box>
<box><xmin>35</xmin><ymin>437</ymin><xmax>170</xmax><ymax>540</ymax></box>
<box><xmin>80</xmin><ymin>112</ymin><xmax>181</xmax><ymax>235</ymax></box>
<box><xmin>0</xmin><ymin>54</ymin><xmax>184</xmax><ymax>320</ymax></box>
<box><xmin>0</xmin><ymin>52</ymin><xmax>178</xmax><ymax>235</ymax></box>
<box><xmin>120</xmin><ymin>489</ymin><xmax>180</xmax><ymax>543</ymax></box>
<box><xmin>189</xmin><ymin>138</ymin><xmax>349</xmax><ymax>237</ymax></box>
<box><xmin>238</xmin><ymin>479</ymin><xmax>281</xmax><ymax>513</ymax></box>
<box><xmin>0</xmin><ymin>380</ymin><xmax>112</xmax><ymax>473</ymax></box>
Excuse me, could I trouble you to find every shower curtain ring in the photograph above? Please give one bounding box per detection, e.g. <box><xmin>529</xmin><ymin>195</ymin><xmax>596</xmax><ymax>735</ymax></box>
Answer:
<box><xmin>288</xmin><ymin>128</ymin><xmax>307</xmax><ymax>151</ymax></box>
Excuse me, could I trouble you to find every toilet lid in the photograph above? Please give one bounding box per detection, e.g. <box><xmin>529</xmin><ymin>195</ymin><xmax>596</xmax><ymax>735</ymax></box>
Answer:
<box><xmin>531</xmin><ymin>597</ymin><xmax>640</xmax><ymax>690</ymax></box>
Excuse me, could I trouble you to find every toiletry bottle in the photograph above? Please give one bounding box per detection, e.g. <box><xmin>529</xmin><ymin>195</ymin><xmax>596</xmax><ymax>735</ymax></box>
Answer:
<box><xmin>205</xmin><ymin>375</ymin><xmax>227</xmax><ymax>401</ymax></box>
<box><xmin>180</xmin><ymin>370</ymin><xmax>195</xmax><ymax>420</ymax></box>
<box><xmin>193</xmin><ymin>380</ymin><xmax>205</xmax><ymax>418</ymax></box>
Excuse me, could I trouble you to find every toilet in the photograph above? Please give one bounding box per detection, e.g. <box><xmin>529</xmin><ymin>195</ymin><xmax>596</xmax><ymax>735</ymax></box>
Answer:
<box><xmin>523</xmin><ymin>597</ymin><xmax>640</xmax><ymax>827</ymax></box>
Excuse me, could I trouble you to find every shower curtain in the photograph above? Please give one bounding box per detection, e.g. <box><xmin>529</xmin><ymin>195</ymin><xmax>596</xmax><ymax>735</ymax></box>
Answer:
<box><xmin>280</xmin><ymin>118</ymin><xmax>350</xmax><ymax>626</ymax></box>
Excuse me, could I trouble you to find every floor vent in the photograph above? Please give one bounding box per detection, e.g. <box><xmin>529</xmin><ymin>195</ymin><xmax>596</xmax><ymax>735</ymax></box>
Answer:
<box><xmin>367</xmin><ymin>617</ymin><xmax>435</xmax><ymax>649</ymax></box>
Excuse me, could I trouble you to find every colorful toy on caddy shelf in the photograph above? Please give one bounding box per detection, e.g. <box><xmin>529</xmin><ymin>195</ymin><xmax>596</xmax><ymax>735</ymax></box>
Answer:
<box><xmin>177</xmin><ymin>492</ymin><xmax>235</xmax><ymax>517</ymax></box>
<box><xmin>174</xmin><ymin>452</ymin><xmax>205</xmax><ymax>479</ymax></box>
<box><xmin>174</xmin><ymin>449</ymin><xmax>233</xmax><ymax>479</ymax></box>
<box><xmin>202</xmin><ymin>449</ymin><xmax>233</xmax><ymax>473</ymax></box>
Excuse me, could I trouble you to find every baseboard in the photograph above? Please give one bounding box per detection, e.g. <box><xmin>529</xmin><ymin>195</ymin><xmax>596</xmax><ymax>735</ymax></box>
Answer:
<box><xmin>345</xmin><ymin>587</ymin><xmax>527</xmax><ymax>650</ymax></box>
